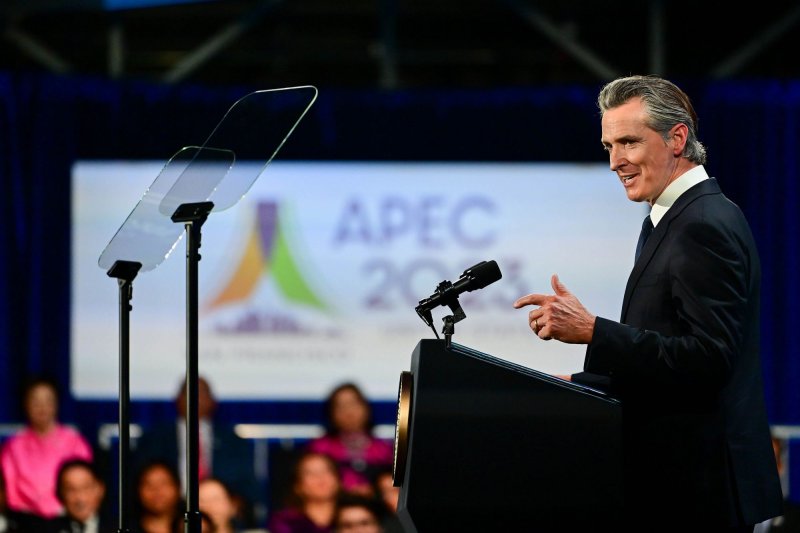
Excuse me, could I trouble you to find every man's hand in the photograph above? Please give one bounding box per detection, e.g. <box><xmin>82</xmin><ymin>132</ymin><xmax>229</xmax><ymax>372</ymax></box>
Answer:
<box><xmin>513</xmin><ymin>274</ymin><xmax>596</xmax><ymax>344</ymax></box>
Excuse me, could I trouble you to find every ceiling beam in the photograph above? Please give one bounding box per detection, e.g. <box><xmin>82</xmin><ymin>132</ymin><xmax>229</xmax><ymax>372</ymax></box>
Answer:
<box><xmin>4</xmin><ymin>26</ymin><xmax>71</xmax><ymax>73</ymax></box>
<box><xmin>711</xmin><ymin>4</ymin><xmax>800</xmax><ymax>79</ymax></box>
<box><xmin>648</xmin><ymin>0</ymin><xmax>665</xmax><ymax>76</ymax></box>
<box><xmin>500</xmin><ymin>0</ymin><xmax>619</xmax><ymax>81</ymax></box>
<box><xmin>108</xmin><ymin>21</ymin><xmax>124</xmax><ymax>78</ymax></box>
<box><xmin>162</xmin><ymin>0</ymin><xmax>282</xmax><ymax>84</ymax></box>
<box><xmin>378</xmin><ymin>0</ymin><xmax>398</xmax><ymax>90</ymax></box>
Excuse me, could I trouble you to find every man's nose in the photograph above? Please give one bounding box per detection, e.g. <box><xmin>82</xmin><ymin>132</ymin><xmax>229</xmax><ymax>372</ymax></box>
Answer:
<box><xmin>609</xmin><ymin>147</ymin><xmax>626</xmax><ymax>172</ymax></box>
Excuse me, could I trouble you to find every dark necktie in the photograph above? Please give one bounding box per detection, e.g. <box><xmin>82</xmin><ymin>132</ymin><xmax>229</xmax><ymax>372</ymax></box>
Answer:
<box><xmin>635</xmin><ymin>215</ymin><xmax>654</xmax><ymax>262</ymax></box>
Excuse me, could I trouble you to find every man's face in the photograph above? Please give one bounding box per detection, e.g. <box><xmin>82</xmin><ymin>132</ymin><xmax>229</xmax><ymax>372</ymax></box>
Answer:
<box><xmin>61</xmin><ymin>467</ymin><xmax>105</xmax><ymax>523</ymax></box>
<box><xmin>601</xmin><ymin>97</ymin><xmax>680</xmax><ymax>205</ymax></box>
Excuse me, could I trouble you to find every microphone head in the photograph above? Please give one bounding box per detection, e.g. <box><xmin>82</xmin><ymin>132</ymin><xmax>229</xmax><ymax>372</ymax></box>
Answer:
<box><xmin>463</xmin><ymin>260</ymin><xmax>502</xmax><ymax>290</ymax></box>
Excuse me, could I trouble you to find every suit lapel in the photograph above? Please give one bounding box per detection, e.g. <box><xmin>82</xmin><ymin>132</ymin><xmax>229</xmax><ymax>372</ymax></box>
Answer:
<box><xmin>620</xmin><ymin>178</ymin><xmax>722</xmax><ymax>321</ymax></box>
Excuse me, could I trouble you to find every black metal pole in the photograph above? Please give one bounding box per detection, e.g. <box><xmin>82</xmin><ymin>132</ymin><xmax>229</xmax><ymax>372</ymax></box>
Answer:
<box><xmin>171</xmin><ymin>202</ymin><xmax>213</xmax><ymax>533</ymax></box>
<box><xmin>184</xmin><ymin>218</ymin><xmax>201</xmax><ymax>533</ymax></box>
<box><xmin>107</xmin><ymin>260</ymin><xmax>142</xmax><ymax>533</ymax></box>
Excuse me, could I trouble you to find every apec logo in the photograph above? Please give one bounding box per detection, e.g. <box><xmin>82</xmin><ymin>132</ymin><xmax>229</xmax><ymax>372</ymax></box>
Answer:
<box><xmin>204</xmin><ymin>201</ymin><xmax>328</xmax><ymax>315</ymax></box>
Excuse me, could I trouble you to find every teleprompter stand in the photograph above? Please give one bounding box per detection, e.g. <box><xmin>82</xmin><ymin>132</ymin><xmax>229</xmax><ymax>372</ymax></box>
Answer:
<box><xmin>98</xmin><ymin>87</ymin><xmax>318</xmax><ymax>533</ymax></box>
<box><xmin>171</xmin><ymin>201</ymin><xmax>213</xmax><ymax>531</ymax></box>
<box><xmin>106</xmin><ymin>260</ymin><xmax>142</xmax><ymax>533</ymax></box>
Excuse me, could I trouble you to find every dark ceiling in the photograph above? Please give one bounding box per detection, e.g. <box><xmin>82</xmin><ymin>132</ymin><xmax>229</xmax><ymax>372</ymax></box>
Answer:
<box><xmin>2</xmin><ymin>0</ymin><xmax>800</xmax><ymax>90</ymax></box>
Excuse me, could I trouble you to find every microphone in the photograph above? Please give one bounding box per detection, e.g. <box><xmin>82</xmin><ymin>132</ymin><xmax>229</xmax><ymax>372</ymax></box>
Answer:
<box><xmin>415</xmin><ymin>260</ymin><xmax>502</xmax><ymax>327</ymax></box>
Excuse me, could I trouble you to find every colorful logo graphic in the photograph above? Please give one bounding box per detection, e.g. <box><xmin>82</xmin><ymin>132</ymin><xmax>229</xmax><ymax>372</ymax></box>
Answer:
<box><xmin>204</xmin><ymin>201</ymin><xmax>328</xmax><ymax>314</ymax></box>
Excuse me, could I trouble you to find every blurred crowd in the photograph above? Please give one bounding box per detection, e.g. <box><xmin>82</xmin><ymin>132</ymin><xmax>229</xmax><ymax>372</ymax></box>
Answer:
<box><xmin>6</xmin><ymin>374</ymin><xmax>797</xmax><ymax>532</ymax></box>
<box><xmin>0</xmin><ymin>375</ymin><xmax>403</xmax><ymax>533</ymax></box>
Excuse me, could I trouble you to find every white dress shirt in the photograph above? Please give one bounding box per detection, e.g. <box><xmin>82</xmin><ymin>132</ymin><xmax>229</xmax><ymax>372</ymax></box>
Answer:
<box><xmin>650</xmin><ymin>165</ymin><xmax>709</xmax><ymax>226</ymax></box>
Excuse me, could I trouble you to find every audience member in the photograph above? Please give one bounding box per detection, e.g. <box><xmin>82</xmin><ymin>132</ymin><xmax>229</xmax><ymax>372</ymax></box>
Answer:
<box><xmin>0</xmin><ymin>376</ymin><xmax>93</xmax><ymax>521</ymax></box>
<box><xmin>199</xmin><ymin>478</ymin><xmax>239</xmax><ymax>533</ymax></box>
<box><xmin>134</xmin><ymin>375</ymin><xmax>259</xmax><ymax>526</ymax></box>
<box><xmin>372</xmin><ymin>470</ymin><xmax>402</xmax><ymax>533</ymax></box>
<box><xmin>48</xmin><ymin>459</ymin><xmax>113</xmax><ymax>533</ymax></box>
<box><xmin>267</xmin><ymin>451</ymin><xmax>340</xmax><ymax>533</ymax></box>
<box><xmin>333</xmin><ymin>493</ymin><xmax>384</xmax><ymax>533</ymax></box>
<box><xmin>306</xmin><ymin>383</ymin><xmax>393</xmax><ymax>496</ymax></box>
<box><xmin>0</xmin><ymin>468</ymin><xmax>25</xmax><ymax>533</ymax></box>
<box><xmin>200</xmin><ymin>510</ymin><xmax>216</xmax><ymax>533</ymax></box>
<box><xmin>133</xmin><ymin>460</ymin><xmax>184</xmax><ymax>533</ymax></box>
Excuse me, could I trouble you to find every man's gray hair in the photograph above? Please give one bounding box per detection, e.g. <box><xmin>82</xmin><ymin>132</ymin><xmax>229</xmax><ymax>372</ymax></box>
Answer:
<box><xmin>597</xmin><ymin>75</ymin><xmax>707</xmax><ymax>165</ymax></box>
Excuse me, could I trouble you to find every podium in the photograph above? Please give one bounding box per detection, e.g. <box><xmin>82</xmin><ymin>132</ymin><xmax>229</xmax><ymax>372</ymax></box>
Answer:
<box><xmin>393</xmin><ymin>340</ymin><xmax>624</xmax><ymax>531</ymax></box>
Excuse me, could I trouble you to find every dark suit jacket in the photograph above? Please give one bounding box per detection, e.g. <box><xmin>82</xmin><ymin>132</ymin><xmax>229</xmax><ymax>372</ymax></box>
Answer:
<box><xmin>764</xmin><ymin>499</ymin><xmax>800</xmax><ymax>531</ymax></box>
<box><xmin>0</xmin><ymin>509</ymin><xmax>42</xmax><ymax>532</ymax></box>
<box><xmin>47</xmin><ymin>514</ymin><xmax>115</xmax><ymax>533</ymax></box>
<box><xmin>133</xmin><ymin>420</ymin><xmax>259</xmax><ymax>523</ymax></box>
<box><xmin>582</xmin><ymin>178</ymin><xmax>783</xmax><ymax>527</ymax></box>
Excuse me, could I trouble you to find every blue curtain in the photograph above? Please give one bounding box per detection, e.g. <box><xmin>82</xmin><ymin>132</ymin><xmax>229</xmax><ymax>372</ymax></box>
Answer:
<box><xmin>699</xmin><ymin>80</ymin><xmax>800</xmax><ymax>424</ymax></box>
<box><xmin>1</xmin><ymin>72</ymin><xmax>798</xmax><ymax>433</ymax></box>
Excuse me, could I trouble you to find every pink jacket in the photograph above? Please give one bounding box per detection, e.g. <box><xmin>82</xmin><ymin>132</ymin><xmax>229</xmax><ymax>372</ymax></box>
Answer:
<box><xmin>0</xmin><ymin>424</ymin><xmax>93</xmax><ymax>518</ymax></box>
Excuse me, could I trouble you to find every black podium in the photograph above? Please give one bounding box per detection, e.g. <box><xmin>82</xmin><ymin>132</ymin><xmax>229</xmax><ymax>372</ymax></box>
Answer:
<box><xmin>393</xmin><ymin>340</ymin><xmax>624</xmax><ymax>532</ymax></box>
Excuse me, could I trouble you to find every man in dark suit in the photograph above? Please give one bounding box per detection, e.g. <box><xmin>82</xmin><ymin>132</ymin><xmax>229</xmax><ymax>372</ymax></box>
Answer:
<box><xmin>48</xmin><ymin>459</ymin><xmax>113</xmax><ymax>533</ymax></box>
<box><xmin>514</xmin><ymin>75</ymin><xmax>783</xmax><ymax>530</ymax></box>
<box><xmin>134</xmin><ymin>375</ymin><xmax>260</xmax><ymax>528</ymax></box>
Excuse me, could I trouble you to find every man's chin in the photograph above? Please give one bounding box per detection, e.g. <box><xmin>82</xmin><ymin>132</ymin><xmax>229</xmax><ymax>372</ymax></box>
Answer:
<box><xmin>625</xmin><ymin>190</ymin><xmax>644</xmax><ymax>202</ymax></box>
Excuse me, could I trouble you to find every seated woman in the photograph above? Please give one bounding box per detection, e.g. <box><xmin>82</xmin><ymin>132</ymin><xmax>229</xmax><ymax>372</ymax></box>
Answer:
<box><xmin>133</xmin><ymin>460</ymin><xmax>184</xmax><ymax>533</ymax></box>
<box><xmin>199</xmin><ymin>477</ymin><xmax>239</xmax><ymax>533</ymax></box>
<box><xmin>306</xmin><ymin>383</ymin><xmax>393</xmax><ymax>496</ymax></box>
<box><xmin>268</xmin><ymin>451</ymin><xmax>341</xmax><ymax>533</ymax></box>
<box><xmin>0</xmin><ymin>376</ymin><xmax>93</xmax><ymax>524</ymax></box>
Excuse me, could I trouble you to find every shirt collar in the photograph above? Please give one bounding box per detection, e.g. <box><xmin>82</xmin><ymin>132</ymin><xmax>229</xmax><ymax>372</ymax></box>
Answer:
<box><xmin>72</xmin><ymin>515</ymin><xmax>99</xmax><ymax>533</ymax></box>
<box><xmin>650</xmin><ymin>165</ymin><xmax>709</xmax><ymax>226</ymax></box>
<box><xmin>84</xmin><ymin>515</ymin><xmax>99</xmax><ymax>533</ymax></box>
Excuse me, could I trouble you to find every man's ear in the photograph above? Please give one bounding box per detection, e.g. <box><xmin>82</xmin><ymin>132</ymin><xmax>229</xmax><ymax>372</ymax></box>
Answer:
<box><xmin>670</xmin><ymin>123</ymin><xmax>689</xmax><ymax>156</ymax></box>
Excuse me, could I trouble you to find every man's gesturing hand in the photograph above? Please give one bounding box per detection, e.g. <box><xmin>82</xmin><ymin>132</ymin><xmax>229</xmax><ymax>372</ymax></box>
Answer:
<box><xmin>513</xmin><ymin>274</ymin><xmax>596</xmax><ymax>344</ymax></box>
